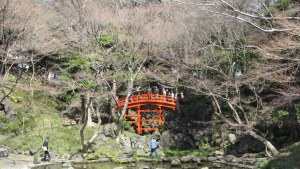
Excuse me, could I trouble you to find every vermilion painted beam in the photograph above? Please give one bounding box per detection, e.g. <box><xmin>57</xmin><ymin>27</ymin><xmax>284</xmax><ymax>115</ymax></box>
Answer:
<box><xmin>141</xmin><ymin>128</ymin><xmax>159</xmax><ymax>130</ymax></box>
<box><xmin>124</xmin><ymin>115</ymin><xmax>139</xmax><ymax>117</ymax></box>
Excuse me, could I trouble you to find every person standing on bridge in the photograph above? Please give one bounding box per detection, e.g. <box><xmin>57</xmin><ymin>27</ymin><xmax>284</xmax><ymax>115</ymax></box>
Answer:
<box><xmin>171</xmin><ymin>90</ymin><xmax>174</xmax><ymax>98</ymax></box>
<box><xmin>130</xmin><ymin>92</ymin><xmax>134</xmax><ymax>102</ymax></box>
<box><xmin>148</xmin><ymin>87</ymin><xmax>152</xmax><ymax>94</ymax></box>
<box><xmin>149</xmin><ymin>136</ymin><xmax>158</xmax><ymax>159</ymax></box>
<box><xmin>154</xmin><ymin>86</ymin><xmax>159</xmax><ymax>100</ymax></box>
<box><xmin>162</xmin><ymin>88</ymin><xmax>166</xmax><ymax>101</ymax></box>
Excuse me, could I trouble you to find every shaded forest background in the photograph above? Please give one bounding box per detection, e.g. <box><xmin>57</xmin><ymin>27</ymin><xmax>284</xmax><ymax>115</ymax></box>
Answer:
<box><xmin>0</xmin><ymin>0</ymin><xmax>299</xmax><ymax>156</ymax></box>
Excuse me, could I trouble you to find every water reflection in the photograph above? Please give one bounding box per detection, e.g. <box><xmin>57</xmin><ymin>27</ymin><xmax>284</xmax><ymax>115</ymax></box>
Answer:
<box><xmin>34</xmin><ymin>161</ymin><xmax>238</xmax><ymax>169</ymax></box>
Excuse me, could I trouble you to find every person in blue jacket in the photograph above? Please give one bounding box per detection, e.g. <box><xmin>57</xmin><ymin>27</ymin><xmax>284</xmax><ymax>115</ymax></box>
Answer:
<box><xmin>149</xmin><ymin>136</ymin><xmax>158</xmax><ymax>159</ymax></box>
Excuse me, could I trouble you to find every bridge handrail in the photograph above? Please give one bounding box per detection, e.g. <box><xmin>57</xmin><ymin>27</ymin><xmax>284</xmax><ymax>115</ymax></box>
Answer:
<box><xmin>116</xmin><ymin>93</ymin><xmax>176</xmax><ymax>108</ymax></box>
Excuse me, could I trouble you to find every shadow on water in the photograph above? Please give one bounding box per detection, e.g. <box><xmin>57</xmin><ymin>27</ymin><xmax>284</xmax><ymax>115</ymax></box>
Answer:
<box><xmin>34</xmin><ymin>161</ymin><xmax>239</xmax><ymax>169</ymax></box>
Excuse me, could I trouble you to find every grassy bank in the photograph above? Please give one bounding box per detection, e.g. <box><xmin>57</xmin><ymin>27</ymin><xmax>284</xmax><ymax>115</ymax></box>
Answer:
<box><xmin>260</xmin><ymin>141</ymin><xmax>300</xmax><ymax>169</ymax></box>
<box><xmin>0</xmin><ymin>125</ymin><xmax>95</xmax><ymax>156</ymax></box>
<box><xmin>0</xmin><ymin>124</ymin><xmax>141</xmax><ymax>159</ymax></box>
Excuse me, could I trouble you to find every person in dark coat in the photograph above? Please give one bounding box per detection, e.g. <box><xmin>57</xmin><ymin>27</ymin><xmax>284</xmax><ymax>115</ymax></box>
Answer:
<box><xmin>43</xmin><ymin>137</ymin><xmax>50</xmax><ymax>161</ymax></box>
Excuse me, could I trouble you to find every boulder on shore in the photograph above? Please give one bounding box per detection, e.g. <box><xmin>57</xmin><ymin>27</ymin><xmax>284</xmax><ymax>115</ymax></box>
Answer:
<box><xmin>29</xmin><ymin>149</ymin><xmax>38</xmax><ymax>156</ymax></box>
<box><xmin>0</xmin><ymin>148</ymin><xmax>9</xmax><ymax>158</ymax></box>
<box><xmin>61</xmin><ymin>153</ymin><xmax>71</xmax><ymax>160</ymax></box>
<box><xmin>180</xmin><ymin>155</ymin><xmax>197</xmax><ymax>163</ymax></box>
<box><xmin>118</xmin><ymin>150</ymin><xmax>133</xmax><ymax>158</ymax></box>
<box><xmin>71</xmin><ymin>153</ymin><xmax>84</xmax><ymax>162</ymax></box>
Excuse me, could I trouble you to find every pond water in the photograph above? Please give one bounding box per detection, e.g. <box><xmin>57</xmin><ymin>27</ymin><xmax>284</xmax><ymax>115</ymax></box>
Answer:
<box><xmin>34</xmin><ymin>161</ymin><xmax>239</xmax><ymax>169</ymax></box>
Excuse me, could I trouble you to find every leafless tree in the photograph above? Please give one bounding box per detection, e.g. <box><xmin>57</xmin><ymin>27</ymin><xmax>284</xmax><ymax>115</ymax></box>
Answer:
<box><xmin>171</xmin><ymin>0</ymin><xmax>300</xmax><ymax>33</ymax></box>
<box><xmin>115</xmin><ymin>40</ymin><xmax>148</xmax><ymax>139</ymax></box>
<box><xmin>0</xmin><ymin>0</ymin><xmax>63</xmax><ymax>104</ymax></box>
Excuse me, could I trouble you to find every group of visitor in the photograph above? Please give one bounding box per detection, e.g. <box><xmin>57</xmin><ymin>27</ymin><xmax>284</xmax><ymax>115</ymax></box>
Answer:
<box><xmin>116</xmin><ymin>86</ymin><xmax>185</xmax><ymax>103</ymax></box>
<box><xmin>149</xmin><ymin>86</ymin><xmax>174</xmax><ymax>98</ymax></box>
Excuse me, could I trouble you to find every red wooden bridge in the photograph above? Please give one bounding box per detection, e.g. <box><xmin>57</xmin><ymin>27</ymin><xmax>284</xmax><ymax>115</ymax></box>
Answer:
<box><xmin>116</xmin><ymin>93</ymin><xmax>176</xmax><ymax>134</ymax></box>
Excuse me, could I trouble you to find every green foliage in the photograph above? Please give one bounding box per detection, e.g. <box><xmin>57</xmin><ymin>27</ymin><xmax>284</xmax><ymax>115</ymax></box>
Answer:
<box><xmin>122</xmin><ymin>119</ymin><xmax>131</xmax><ymax>130</ymax></box>
<box><xmin>212</xmin><ymin>133</ymin><xmax>222</xmax><ymax>145</ymax></box>
<box><xmin>94</xmin><ymin>33</ymin><xmax>116</xmax><ymax>48</ymax></box>
<box><xmin>59</xmin><ymin>74</ymin><xmax>71</xmax><ymax>82</ymax></box>
<box><xmin>78</xmin><ymin>81</ymin><xmax>96</xmax><ymax>90</ymax></box>
<box><xmin>1</xmin><ymin>88</ymin><xmax>23</xmax><ymax>102</ymax></box>
<box><xmin>260</xmin><ymin>110</ymin><xmax>290</xmax><ymax>143</ymax></box>
<box><xmin>164</xmin><ymin>149</ymin><xmax>209</xmax><ymax>158</ymax></box>
<box><xmin>203</xmin><ymin>50</ymin><xmax>261</xmax><ymax>77</ymax></box>
<box><xmin>295</xmin><ymin>103</ymin><xmax>300</xmax><ymax>122</ymax></box>
<box><xmin>33</xmin><ymin>154</ymin><xmax>39</xmax><ymax>164</ymax></box>
<box><xmin>255</xmin><ymin>159</ymin><xmax>268</xmax><ymax>168</ymax></box>
<box><xmin>196</xmin><ymin>139</ymin><xmax>211</xmax><ymax>152</ymax></box>
<box><xmin>92</xmin><ymin>138</ymin><xmax>120</xmax><ymax>159</ymax></box>
<box><xmin>65</xmin><ymin>55</ymin><xmax>90</xmax><ymax>74</ymax></box>
<box><xmin>185</xmin><ymin>95</ymin><xmax>207</xmax><ymax>108</ymax></box>
<box><xmin>276</xmin><ymin>0</ymin><xmax>291</xmax><ymax>10</ymax></box>
<box><xmin>260</xmin><ymin>9</ymin><xmax>276</xmax><ymax>27</ymax></box>
<box><xmin>262</xmin><ymin>141</ymin><xmax>300</xmax><ymax>169</ymax></box>
<box><xmin>58</xmin><ymin>91</ymin><xmax>78</xmax><ymax>104</ymax></box>
<box><xmin>0</xmin><ymin>116</ymin><xmax>9</xmax><ymax>123</ymax></box>
<box><xmin>3</xmin><ymin>122</ymin><xmax>20</xmax><ymax>135</ymax></box>
<box><xmin>159</xmin><ymin>123</ymin><xmax>165</xmax><ymax>133</ymax></box>
<box><xmin>135</xmin><ymin>154</ymin><xmax>150</xmax><ymax>158</ymax></box>
<box><xmin>0</xmin><ymin>125</ymin><xmax>95</xmax><ymax>155</ymax></box>
<box><xmin>244</xmin><ymin>110</ymin><xmax>255</xmax><ymax>121</ymax></box>
<box><xmin>235</xmin><ymin>51</ymin><xmax>261</xmax><ymax>72</ymax></box>
<box><xmin>83</xmin><ymin>152</ymin><xmax>100</xmax><ymax>160</ymax></box>
<box><xmin>0</xmin><ymin>107</ymin><xmax>37</xmax><ymax>135</ymax></box>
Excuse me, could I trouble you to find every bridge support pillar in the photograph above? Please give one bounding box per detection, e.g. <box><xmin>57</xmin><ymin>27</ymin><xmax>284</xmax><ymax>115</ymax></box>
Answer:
<box><xmin>158</xmin><ymin>105</ymin><xmax>162</xmax><ymax>125</ymax></box>
<box><xmin>137</xmin><ymin>106</ymin><xmax>142</xmax><ymax>134</ymax></box>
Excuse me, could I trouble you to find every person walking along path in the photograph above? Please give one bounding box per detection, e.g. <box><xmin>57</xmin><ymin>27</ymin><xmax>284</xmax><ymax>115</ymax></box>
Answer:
<box><xmin>42</xmin><ymin>137</ymin><xmax>50</xmax><ymax>161</ymax></box>
<box><xmin>149</xmin><ymin>136</ymin><xmax>158</xmax><ymax>159</ymax></box>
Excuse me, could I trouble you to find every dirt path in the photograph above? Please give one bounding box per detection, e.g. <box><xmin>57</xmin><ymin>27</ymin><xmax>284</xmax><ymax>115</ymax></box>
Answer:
<box><xmin>0</xmin><ymin>153</ymin><xmax>52</xmax><ymax>169</ymax></box>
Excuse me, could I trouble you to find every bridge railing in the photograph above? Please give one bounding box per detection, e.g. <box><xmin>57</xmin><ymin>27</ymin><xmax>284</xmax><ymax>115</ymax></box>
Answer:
<box><xmin>116</xmin><ymin>93</ymin><xmax>176</xmax><ymax>108</ymax></box>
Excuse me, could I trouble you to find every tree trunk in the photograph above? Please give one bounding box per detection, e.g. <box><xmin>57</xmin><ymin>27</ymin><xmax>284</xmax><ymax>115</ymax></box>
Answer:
<box><xmin>249</xmin><ymin>130</ymin><xmax>279</xmax><ymax>155</ymax></box>
<box><xmin>0</xmin><ymin>63</ymin><xmax>5</xmax><ymax>75</ymax></box>
<box><xmin>86</xmin><ymin>102</ymin><xmax>94</xmax><ymax>128</ymax></box>
<box><xmin>175</xmin><ymin>73</ymin><xmax>182</xmax><ymax>115</ymax></box>
<box><xmin>115</xmin><ymin>84</ymin><xmax>132</xmax><ymax>138</ymax></box>
<box><xmin>80</xmin><ymin>94</ymin><xmax>93</xmax><ymax>153</ymax></box>
<box><xmin>80</xmin><ymin>94</ymin><xmax>103</xmax><ymax>153</ymax></box>
<box><xmin>287</xmin><ymin>99</ymin><xmax>300</xmax><ymax>142</ymax></box>
<box><xmin>111</xmin><ymin>78</ymin><xmax>117</xmax><ymax>119</ymax></box>
<box><xmin>79</xmin><ymin>95</ymin><xmax>85</xmax><ymax>124</ymax></box>
<box><xmin>84</xmin><ymin>100</ymin><xmax>102</xmax><ymax>152</ymax></box>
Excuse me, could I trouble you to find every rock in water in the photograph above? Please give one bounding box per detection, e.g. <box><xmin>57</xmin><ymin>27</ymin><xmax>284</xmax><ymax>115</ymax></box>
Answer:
<box><xmin>62</xmin><ymin>162</ymin><xmax>73</xmax><ymax>168</ymax></box>
<box><xmin>171</xmin><ymin>158</ymin><xmax>181</xmax><ymax>166</ymax></box>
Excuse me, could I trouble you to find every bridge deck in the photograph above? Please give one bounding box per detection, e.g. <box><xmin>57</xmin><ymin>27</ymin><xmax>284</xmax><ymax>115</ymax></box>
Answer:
<box><xmin>116</xmin><ymin>93</ymin><xmax>176</xmax><ymax>109</ymax></box>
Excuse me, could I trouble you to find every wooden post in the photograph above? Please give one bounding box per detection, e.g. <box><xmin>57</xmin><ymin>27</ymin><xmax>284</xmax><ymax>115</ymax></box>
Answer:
<box><xmin>158</xmin><ymin>105</ymin><xmax>162</xmax><ymax>125</ymax></box>
<box><xmin>138</xmin><ymin>106</ymin><xmax>142</xmax><ymax>134</ymax></box>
